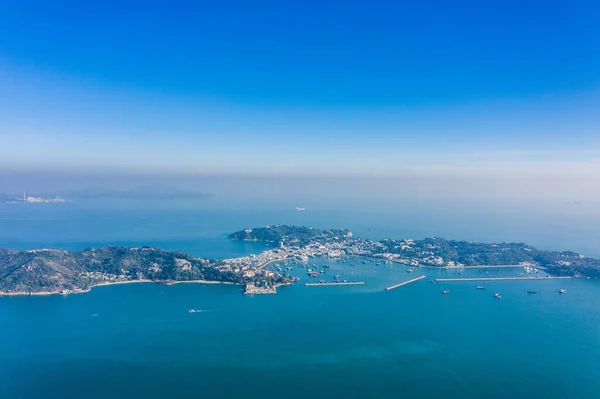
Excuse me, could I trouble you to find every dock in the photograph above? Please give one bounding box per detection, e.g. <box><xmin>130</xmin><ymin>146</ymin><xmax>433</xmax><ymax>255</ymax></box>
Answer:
<box><xmin>416</xmin><ymin>264</ymin><xmax>533</xmax><ymax>269</ymax></box>
<box><xmin>385</xmin><ymin>275</ymin><xmax>426</xmax><ymax>291</ymax></box>
<box><xmin>434</xmin><ymin>276</ymin><xmax>572</xmax><ymax>282</ymax></box>
<box><xmin>453</xmin><ymin>264</ymin><xmax>532</xmax><ymax>269</ymax></box>
<box><xmin>305</xmin><ymin>281</ymin><xmax>365</xmax><ymax>287</ymax></box>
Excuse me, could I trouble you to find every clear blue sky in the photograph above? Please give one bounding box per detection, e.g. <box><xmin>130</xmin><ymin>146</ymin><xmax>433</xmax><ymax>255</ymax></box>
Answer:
<box><xmin>0</xmin><ymin>0</ymin><xmax>599</xmax><ymax>175</ymax></box>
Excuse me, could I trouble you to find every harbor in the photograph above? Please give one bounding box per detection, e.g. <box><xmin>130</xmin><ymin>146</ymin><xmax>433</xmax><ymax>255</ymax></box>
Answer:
<box><xmin>385</xmin><ymin>275</ymin><xmax>427</xmax><ymax>291</ymax></box>
<box><xmin>435</xmin><ymin>276</ymin><xmax>572</xmax><ymax>282</ymax></box>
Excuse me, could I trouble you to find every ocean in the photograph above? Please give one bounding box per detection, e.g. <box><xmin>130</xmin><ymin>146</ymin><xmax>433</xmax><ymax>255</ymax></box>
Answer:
<box><xmin>1</xmin><ymin>198</ymin><xmax>600</xmax><ymax>399</ymax></box>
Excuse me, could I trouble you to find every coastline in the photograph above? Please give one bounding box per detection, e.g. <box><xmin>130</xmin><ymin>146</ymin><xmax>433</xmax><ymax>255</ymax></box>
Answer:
<box><xmin>0</xmin><ymin>279</ymin><xmax>241</xmax><ymax>297</ymax></box>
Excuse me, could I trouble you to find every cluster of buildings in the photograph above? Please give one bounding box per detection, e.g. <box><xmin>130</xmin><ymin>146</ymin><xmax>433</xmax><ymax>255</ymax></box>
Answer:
<box><xmin>243</xmin><ymin>283</ymin><xmax>277</xmax><ymax>295</ymax></box>
<box><xmin>80</xmin><ymin>271</ymin><xmax>128</xmax><ymax>283</ymax></box>
<box><xmin>13</xmin><ymin>192</ymin><xmax>66</xmax><ymax>203</ymax></box>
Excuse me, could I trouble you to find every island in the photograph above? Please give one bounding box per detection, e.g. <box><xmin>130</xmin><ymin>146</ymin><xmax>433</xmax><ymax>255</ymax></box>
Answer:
<box><xmin>1</xmin><ymin>225</ymin><xmax>598</xmax><ymax>296</ymax></box>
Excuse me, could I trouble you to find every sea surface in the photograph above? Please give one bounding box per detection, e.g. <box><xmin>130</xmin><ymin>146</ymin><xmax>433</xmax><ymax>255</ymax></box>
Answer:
<box><xmin>1</xmin><ymin>198</ymin><xmax>600</xmax><ymax>399</ymax></box>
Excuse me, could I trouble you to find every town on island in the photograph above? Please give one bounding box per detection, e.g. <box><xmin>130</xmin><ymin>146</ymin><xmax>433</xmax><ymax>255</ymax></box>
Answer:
<box><xmin>0</xmin><ymin>225</ymin><xmax>597</xmax><ymax>297</ymax></box>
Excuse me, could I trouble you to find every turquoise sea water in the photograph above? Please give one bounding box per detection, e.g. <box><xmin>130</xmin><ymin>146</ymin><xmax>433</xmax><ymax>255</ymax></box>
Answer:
<box><xmin>1</xmin><ymin>199</ymin><xmax>600</xmax><ymax>398</ymax></box>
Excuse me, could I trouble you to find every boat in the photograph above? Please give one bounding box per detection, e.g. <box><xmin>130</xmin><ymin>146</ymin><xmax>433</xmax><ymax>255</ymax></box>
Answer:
<box><xmin>407</xmin><ymin>268</ymin><xmax>414</xmax><ymax>273</ymax></box>
<box><xmin>559</xmin><ymin>289</ymin><xmax>567</xmax><ymax>294</ymax></box>
<box><xmin>476</xmin><ymin>286</ymin><xmax>485</xmax><ymax>290</ymax></box>
<box><xmin>441</xmin><ymin>290</ymin><xmax>450</xmax><ymax>295</ymax></box>
<box><xmin>296</xmin><ymin>207</ymin><xmax>306</xmax><ymax>211</ymax></box>
<box><xmin>494</xmin><ymin>293</ymin><xmax>502</xmax><ymax>299</ymax></box>
<box><xmin>527</xmin><ymin>290</ymin><xmax>537</xmax><ymax>294</ymax></box>
<box><xmin>188</xmin><ymin>309</ymin><xmax>200</xmax><ymax>313</ymax></box>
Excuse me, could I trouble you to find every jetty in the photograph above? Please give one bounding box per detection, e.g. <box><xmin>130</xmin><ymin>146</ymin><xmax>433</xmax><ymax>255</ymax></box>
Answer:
<box><xmin>417</xmin><ymin>264</ymin><xmax>531</xmax><ymax>269</ymax></box>
<box><xmin>453</xmin><ymin>264</ymin><xmax>532</xmax><ymax>269</ymax></box>
<box><xmin>434</xmin><ymin>276</ymin><xmax>572</xmax><ymax>282</ymax></box>
<box><xmin>385</xmin><ymin>275</ymin><xmax>426</xmax><ymax>291</ymax></box>
<box><xmin>305</xmin><ymin>281</ymin><xmax>364</xmax><ymax>287</ymax></box>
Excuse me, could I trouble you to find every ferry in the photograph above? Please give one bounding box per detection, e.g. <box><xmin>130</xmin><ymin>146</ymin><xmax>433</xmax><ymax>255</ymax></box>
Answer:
<box><xmin>494</xmin><ymin>293</ymin><xmax>502</xmax><ymax>299</ymax></box>
<box><xmin>476</xmin><ymin>286</ymin><xmax>485</xmax><ymax>290</ymax></box>
<box><xmin>559</xmin><ymin>289</ymin><xmax>567</xmax><ymax>294</ymax></box>
<box><xmin>441</xmin><ymin>290</ymin><xmax>450</xmax><ymax>295</ymax></box>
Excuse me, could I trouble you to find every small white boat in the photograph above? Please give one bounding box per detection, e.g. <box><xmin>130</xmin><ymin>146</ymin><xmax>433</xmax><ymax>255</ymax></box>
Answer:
<box><xmin>559</xmin><ymin>289</ymin><xmax>567</xmax><ymax>294</ymax></box>
<box><xmin>494</xmin><ymin>293</ymin><xmax>502</xmax><ymax>299</ymax></box>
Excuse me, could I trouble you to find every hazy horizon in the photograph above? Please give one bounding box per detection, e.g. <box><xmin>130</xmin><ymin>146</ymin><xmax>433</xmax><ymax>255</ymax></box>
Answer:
<box><xmin>1</xmin><ymin>1</ymin><xmax>599</xmax><ymax>187</ymax></box>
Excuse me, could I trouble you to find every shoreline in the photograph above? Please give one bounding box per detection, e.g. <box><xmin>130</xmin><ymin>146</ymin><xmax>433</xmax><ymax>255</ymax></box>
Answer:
<box><xmin>0</xmin><ymin>278</ymin><xmax>294</xmax><ymax>298</ymax></box>
<box><xmin>0</xmin><ymin>279</ymin><xmax>242</xmax><ymax>297</ymax></box>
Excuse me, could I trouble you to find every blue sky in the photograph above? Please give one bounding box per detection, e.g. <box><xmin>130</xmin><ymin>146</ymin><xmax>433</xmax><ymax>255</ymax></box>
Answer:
<box><xmin>0</xmin><ymin>0</ymin><xmax>599</xmax><ymax>176</ymax></box>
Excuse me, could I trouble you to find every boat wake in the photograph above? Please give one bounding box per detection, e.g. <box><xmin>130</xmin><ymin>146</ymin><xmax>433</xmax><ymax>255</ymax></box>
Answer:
<box><xmin>188</xmin><ymin>309</ymin><xmax>218</xmax><ymax>313</ymax></box>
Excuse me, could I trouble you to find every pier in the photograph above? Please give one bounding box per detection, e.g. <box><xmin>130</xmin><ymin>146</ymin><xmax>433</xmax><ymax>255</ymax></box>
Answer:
<box><xmin>385</xmin><ymin>275</ymin><xmax>426</xmax><ymax>291</ymax></box>
<box><xmin>435</xmin><ymin>276</ymin><xmax>572</xmax><ymax>282</ymax></box>
<box><xmin>417</xmin><ymin>264</ymin><xmax>532</xmax><ymax>269</ymax></box>
<box><xmin>453</xmin><ymin>264</ymin><xmax>533</xmax><ymax>269</ymax></box>
<box><xmin>305</xmin><ymin>281</ymin><xmax>365</xmax><ymax>287</ymax></box>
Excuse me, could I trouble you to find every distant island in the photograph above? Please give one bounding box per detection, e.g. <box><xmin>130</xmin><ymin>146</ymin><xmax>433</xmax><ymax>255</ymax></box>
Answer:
<box><xmin>1</xmin><ymin>186</ymin><xmax>214</xmax><ymax>203</ymax></box>
<box><xmin>3</xmin><ymin>192</ymin><xmax>67</xmax><ymax>204</ymax></box>
<box><xmin>0</xmin><ymin>225</ymin><xmax>598</xmax><ymax>296</ymax></box>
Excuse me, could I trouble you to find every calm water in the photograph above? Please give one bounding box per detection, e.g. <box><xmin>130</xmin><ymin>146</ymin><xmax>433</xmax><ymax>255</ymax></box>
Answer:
<box><xmin>1</xmin><ymin>199</ymin><xmax>600</xmax><ymax>398</ymax></box>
